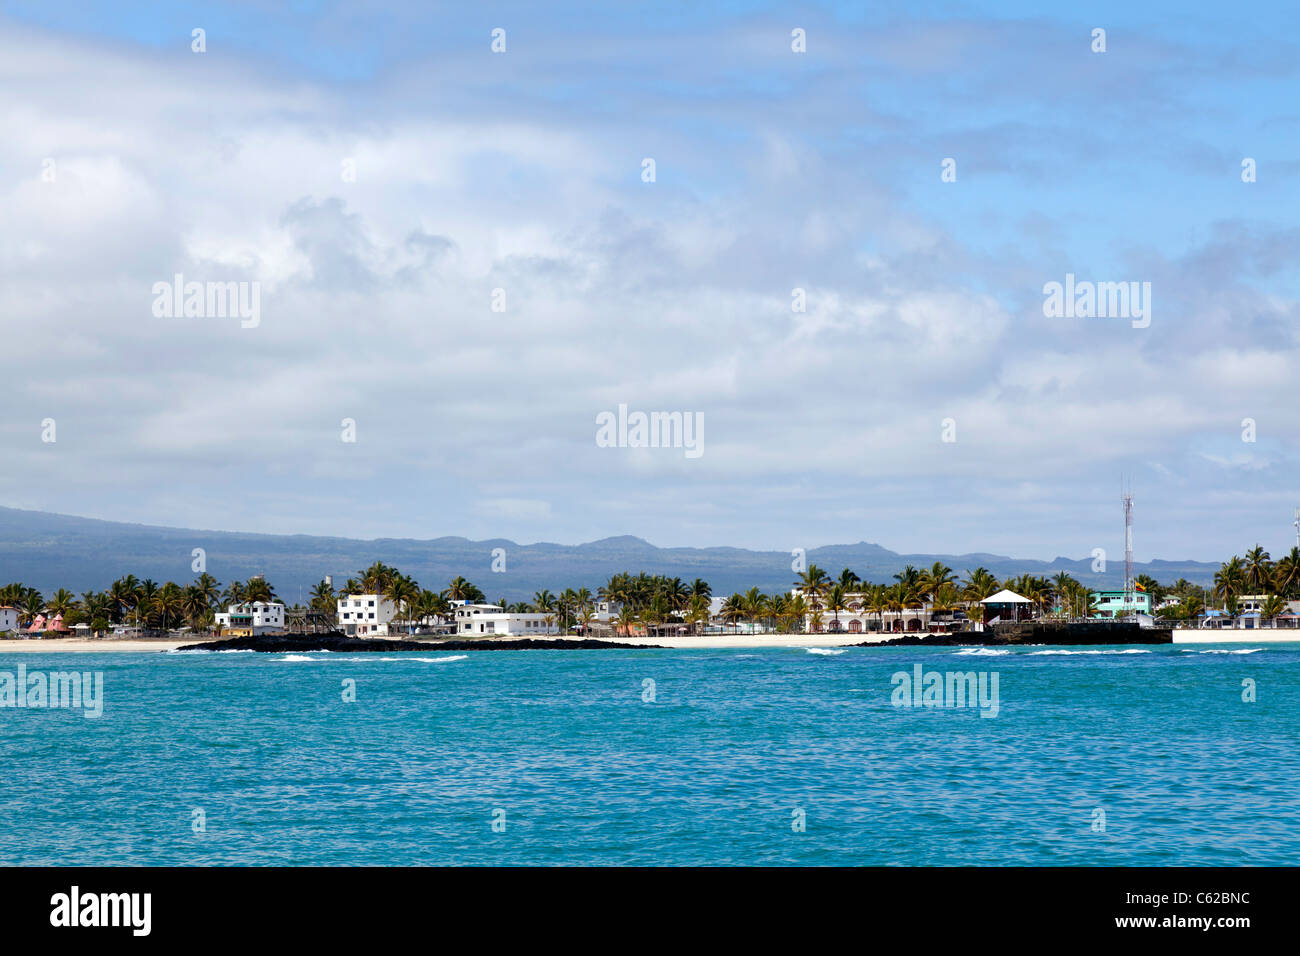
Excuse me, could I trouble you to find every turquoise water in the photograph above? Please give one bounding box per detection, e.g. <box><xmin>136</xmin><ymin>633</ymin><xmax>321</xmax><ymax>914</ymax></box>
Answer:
<box><xmin>2</xmin><ymin>643</ymin><xmax>1297</xmax><ymax>865</ymax></box>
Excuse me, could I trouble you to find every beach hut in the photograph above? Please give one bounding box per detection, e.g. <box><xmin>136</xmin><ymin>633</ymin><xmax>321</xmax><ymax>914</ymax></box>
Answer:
<box><xmin>27</xmin><ymin>614</ymin><xmax>47</xmax><ymax>634</ymax></box>
<box><xmin>980</xmin><ymin>589</ymin><xmax>1033</xmax><ymax>624</ymax></box>
<box><xmin>48</xmin><ymin>613</ymin><xmax>69</xmax><ymax>633</ymax></box>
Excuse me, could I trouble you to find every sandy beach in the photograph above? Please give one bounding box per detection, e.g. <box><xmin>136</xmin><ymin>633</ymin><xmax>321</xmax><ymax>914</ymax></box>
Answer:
<box><xmin>0</xmin><ymin>638</ymin><xmax>202</xmax><ymax>653</ymax></box>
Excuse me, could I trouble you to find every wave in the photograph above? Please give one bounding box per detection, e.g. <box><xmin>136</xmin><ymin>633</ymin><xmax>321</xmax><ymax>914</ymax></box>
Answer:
<box><xmin>1180</xmin><ymin>648</ymin><xmax>1263</xmax><ymax>655</ymax></box>
<box><xmin>165</xmin><ymin>648</ymin><xmax>254</xmax><ymax>654</ymax></box>
<box><xmin>805</xmin><ymin>648</ymin><xmax>846</xmax><ymax>656</ymax></box>
<box><xmin>953</xmin><ymin>648</ymin><xmax>1010</xmax><ymax>656</ymax></box>
<box><xmin>274</xmin><ymin>653</ymin><xmax>469</xmax><ymax>663</ymax></box>
<box><xmin>1028</xmin><ymin>648</ymin><xmax>1152</xmax><ymax>656</ymax></box>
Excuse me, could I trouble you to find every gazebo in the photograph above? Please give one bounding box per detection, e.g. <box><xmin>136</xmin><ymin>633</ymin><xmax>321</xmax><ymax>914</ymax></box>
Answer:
<box><xmin>980</xmin><ymin>589</ymin><xmax>1034</xmax><ymax>623</ymax></box>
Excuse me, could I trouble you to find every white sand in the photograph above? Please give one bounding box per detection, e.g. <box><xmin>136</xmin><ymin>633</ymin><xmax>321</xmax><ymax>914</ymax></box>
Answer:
<box><xmin>0</xmin><ymin>638</ymin><xmax>203</xmax><ymax>653</ymax></box>
<box><xmin>1171</xmin><ymin>629</ymin><xmax>1300</xmax><ymax>644</ymax></box>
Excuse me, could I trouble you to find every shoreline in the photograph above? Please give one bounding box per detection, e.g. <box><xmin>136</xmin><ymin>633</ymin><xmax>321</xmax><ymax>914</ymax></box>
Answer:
<box><xmin>2</xmin><ymin>630</ymin><xmax>1297</xmax><ymax>652</ymax></box>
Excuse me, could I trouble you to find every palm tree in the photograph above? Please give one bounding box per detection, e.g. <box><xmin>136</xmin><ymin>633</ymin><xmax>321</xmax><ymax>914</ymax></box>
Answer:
<box><xmin>923</xmin><ymin>562</ymin><xmax>956</xmax><ymax>598</ymax></box>
<box><xmin>309</xmin><ymin>580</ymin><xmax>337</xmax><ymax>614</ymax></box>
<box><xmin>838</xmin><ymin>568</ymin><xmax>861</xmax><ymax>589</ymax></box>
<box><xmin>244</xmin><ymin>577</ymin><xmax>276</xmax><ymax>604</ymax></box>
<box><xmin>222</xmin><ymin>580</ymin><xmax>248</xmax><ymax>606</ymax></box>
<box><xmin>689</xmin><ymin>578</ymin><xmax>712</xmax><ymax>601</ymax></box>
<box><xmin>686</xmin><ymin>593</ymin><xmax>711</xmax><ymax>636</ymax></box>
<box><xmin>110</xmin><ymin>574</ymin><xmax>141</xmax><ymax>626</ymax></box>
<box><xmin>183</xmin><ymin>585</ymin><xmax>210</xmax><ymax>628</ymax></box>
<box><xmin>786</xmin><ymin>593</ymin><xmax>809</xmax><ymax>633</ymax></box>
<box><xmin>191</xmin><ymin>572</ymin><xmax>221</xmax><ymax>608</ymax></box>
<box><xmin>721</xmin><ymin>594</ymin><xmax>745</xmax><ymax>633</ymax></box>
<box><xmin>1213</xmin><ymin>557</ymin><xmax>1246</xmax><ymax>608</ymax></box>
<box><xmin>1244</xmin><ymin>546</ymin><xmax>1273</xmax><ymax>594</ymax></box>
<box><xmin>412</xmin><ymin>589</ymin><xmax>450</xmax><ymax>627</ymax></box>
<box><xmin>961</xmin><ymin>567</ymin><xmax>1000</xmax><ymax>602</ymax></box>
<box><xmin>47</xmin><ymin>588</ymin><xmax>77</xmax><ymax>619</ymax></box>
<box><xmin>825</xmin><ymin>584</ymin><xmax>849</xmax><ymax>631</ymax></box>
<box><xmin>863</xmin><ymin>585</ymin><xmax>888</xmax><ymax>632</ymax></box>
<box><xmin>152</xmin><ymin>581</ymin><xmax>185</xmax><ymax>632</ymax></box>
<box><xmin>1261</xmin><ymin>594</ymin><xmax>1287</xmax><ymax>628</ymax></box>
<box><xmin>1134</xmin><ymin>574</ymin><xmax>1161</xmax><ymax>604</ymax></box>
<box><xmin>137</xmin><ymin>579</ymin><xmax>160</xmax><ymax>630</ymax></box>
<box><xmin>20</xmin><ymin>590</ymin><xmax>45</xmax><ymax>626</ymax></box>
<box><xmin>615</xmin><ymin>604</ymin><xmax>639</xmax><ymax>637</ymax></box>
<box><xmin>443</xmin><ymin>577</ymin><xmax>484</xmax><ymax>604</ymax></box>
<box><xmin>893</xmin><ymin>566</ymin><xmax>924</xmax><ymax>630</ymax></box>
<box><xmin>384</xmin><ymin>574</ymin><xmax>419</xmax><ymax>633</ymax></box>
<box><xmin>765</xmin><ymin>593</ymin><xmax>786</xmax><ymax>633</ymax></box>
<box><xmin>795</xmin><ymin>565</ymin><xmax>830</xmax><ymax>612</ymax></box>
<box><xmin>741</xmin><ymin>587</ymin><xmax>766</xmax><ymax>634</ymax></box>
<box><xmin>1273</xmin><ymin>547</ymin><xmax>1300</xmax><ymax>599</ymax></box>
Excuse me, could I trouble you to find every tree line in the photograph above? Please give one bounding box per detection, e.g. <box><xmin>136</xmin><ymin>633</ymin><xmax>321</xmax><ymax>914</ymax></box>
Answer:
<box><xmin>4</xmin><ymin>545</ymin><xmax>1297</xmax><ymax>636</ymax></box>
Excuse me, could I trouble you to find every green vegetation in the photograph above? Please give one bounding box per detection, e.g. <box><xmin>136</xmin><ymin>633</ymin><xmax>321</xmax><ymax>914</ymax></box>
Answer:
<box><xmin>4</xmin><ymin>544</ymin><xmax>1298</xmax><ymax>637</ymax></box>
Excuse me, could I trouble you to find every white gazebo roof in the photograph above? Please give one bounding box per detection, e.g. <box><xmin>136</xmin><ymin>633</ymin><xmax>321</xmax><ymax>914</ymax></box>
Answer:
<box><xmin>981</xmin><ymin>589</ymin><xmax>1032</xmax><ymax>604</ymax></box>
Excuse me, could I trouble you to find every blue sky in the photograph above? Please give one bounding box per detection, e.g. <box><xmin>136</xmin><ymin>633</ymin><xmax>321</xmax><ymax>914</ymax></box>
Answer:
<box><xmin>1</xmin><ymin>1</ymin><xmax>1297</xmax><ymax>562</ymax></box>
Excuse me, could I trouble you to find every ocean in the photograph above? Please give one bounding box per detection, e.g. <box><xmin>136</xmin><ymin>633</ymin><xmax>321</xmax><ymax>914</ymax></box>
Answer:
<box><xmin>3</xmin><ymin>643</ymin><xmax>1296</xmax><ymax>865</ymax></box>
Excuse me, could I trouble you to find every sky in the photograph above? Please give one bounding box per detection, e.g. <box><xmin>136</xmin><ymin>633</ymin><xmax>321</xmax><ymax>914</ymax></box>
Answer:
<box><xmin>1</xmin><ymin>1</ymin><xmax>1298</xmax><ymax>562</ymax></box>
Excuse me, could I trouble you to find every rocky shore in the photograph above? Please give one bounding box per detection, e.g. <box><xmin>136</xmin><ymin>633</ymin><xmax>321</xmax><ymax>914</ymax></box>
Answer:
<box><xmin>174</xmin><ymin>632</ymin><xmax>663</xmax><ymax>653</ymax></box>
<box><xmin>856</xmin><ymin>621</ymin><xmax>1172</xmax><ymax>647</ymax></box>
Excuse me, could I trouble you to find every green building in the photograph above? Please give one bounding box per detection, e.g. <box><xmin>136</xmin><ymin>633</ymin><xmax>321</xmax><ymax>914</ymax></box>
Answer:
<box><xmin>1090</xmin><ymin>589</ymin><xmax>1153</xmax><ymax>618</ymax></box>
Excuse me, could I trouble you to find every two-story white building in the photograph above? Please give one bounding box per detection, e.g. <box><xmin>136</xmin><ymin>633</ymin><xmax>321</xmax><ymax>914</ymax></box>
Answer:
<box><xmin>216</xmin><ymin>601</ymin><xmax>286</xmax><ymax>636</ymax></box>
<box><xmin>0</xmin><ymin>606</ymin><xmax>19</xmax><ymax>634</ymax></box>
<box><xmin>337</xmin><ymin>593</ymin><xmax>397</xmax><ymax>637</ymax></box>
<box><xmin>454</xmin><ymin>603</ymin><xmax>559</xmax><ymax>637</ymax></box>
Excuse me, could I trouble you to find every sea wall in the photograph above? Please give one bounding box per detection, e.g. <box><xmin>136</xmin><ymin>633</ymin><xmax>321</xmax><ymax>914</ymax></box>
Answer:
<box><xmin>989</xmin><ymin>621</ymin><xmax>1171</xmax><ymax>645</ymax></box>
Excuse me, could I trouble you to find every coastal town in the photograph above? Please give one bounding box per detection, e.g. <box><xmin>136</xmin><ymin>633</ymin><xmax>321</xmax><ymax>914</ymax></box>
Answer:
<box><xmin>2</xmin><ymin>547</ymin><xmax>1299</xmax><ymax>643</ymax></box>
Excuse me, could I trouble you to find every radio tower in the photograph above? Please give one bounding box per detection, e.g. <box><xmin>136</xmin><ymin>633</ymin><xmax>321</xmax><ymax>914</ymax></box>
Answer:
<box><xmin>1122</xmin><ymin>485</ymin><xmax>1135</xmax><ymax>605</ymax></box>
<box><xmin>1293</xmin><ymin>507</ymin><xmax>1299</xmax><ymax>550</ymax></box>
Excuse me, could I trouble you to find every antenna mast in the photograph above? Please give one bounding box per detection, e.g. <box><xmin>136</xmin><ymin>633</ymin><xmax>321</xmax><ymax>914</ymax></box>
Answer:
<box><xmin>1122</xmin><ymin>483</ymin><xmax>1135</xmax><ymax>608</ymax></box>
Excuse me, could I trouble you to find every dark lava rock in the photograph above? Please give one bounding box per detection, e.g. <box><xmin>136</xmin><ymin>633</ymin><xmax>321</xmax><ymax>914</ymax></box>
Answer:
<box><xmin>173</xmin><ymin>632</ymin><xmax>663</xmax><ymax>653</ymax></box>
<box><xmin>849</xmin><ymin>620</ymin><xmax>1171</xmax><ymax>648</ymax></box>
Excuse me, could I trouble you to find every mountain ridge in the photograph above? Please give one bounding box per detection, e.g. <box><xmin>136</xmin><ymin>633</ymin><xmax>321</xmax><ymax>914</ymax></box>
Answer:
<box><xmin>0</xmin><ymin>505</ymin><xmax>1222</xmax><ymax>601</ymax></box>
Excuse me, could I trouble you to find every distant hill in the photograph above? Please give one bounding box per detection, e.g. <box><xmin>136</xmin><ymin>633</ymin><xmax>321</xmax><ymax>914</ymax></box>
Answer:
<box><xmin>0</xmin><ymin>506</ymin><xmax>1222</xmax><ymax>602</ymax></box>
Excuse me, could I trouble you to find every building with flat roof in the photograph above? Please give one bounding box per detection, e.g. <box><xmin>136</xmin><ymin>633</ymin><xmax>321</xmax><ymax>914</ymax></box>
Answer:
<box><xmin>217</xmin><ymin>601</ymin><xmax>286</xmax><ymax>636</ymax></box>
<box><xmin>336</xmin><ymin>593</ymin><xmax>397</xmax><ymax>637</ymax></box>
<box><xmin>1090</xmin><ymin>590</ymin><xmax>1153</xmax><ymax>618</ymax></box>
<box><xmin>454</xmin><ymin>603</ymin><xmax>559</xmax><ymax>637</ymax></box>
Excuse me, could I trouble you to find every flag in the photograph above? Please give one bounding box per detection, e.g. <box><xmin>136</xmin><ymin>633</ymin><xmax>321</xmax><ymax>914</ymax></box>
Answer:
<box><xmin>1134</xmin><ymin>581</ymin><xmax>1147</xmax><ymax>592</ymax></box>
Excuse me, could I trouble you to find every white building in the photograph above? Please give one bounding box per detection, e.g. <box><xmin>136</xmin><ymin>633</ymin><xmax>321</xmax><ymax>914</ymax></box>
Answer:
<box><xmin>454</xmin><ymin>603</ymin><xmax>559</xmax><ymax>637</ymax></box>
<box><xmin>217</xmin><ymin>601</ymin><xmax>286</xmax><ymax>636</ymax></box>
<box><xmin>337</xmin><ymin>593</ymin><xmax>397</xmax><ymax>637</ymax></box>
<box><xmin>0</xmin><ymin>606</ymin><xmax>19</xmax><ymax>634</ymax></box>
